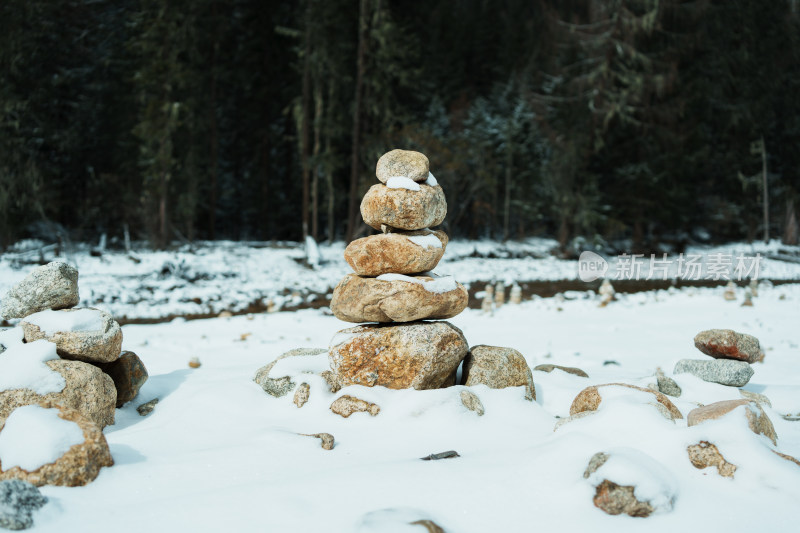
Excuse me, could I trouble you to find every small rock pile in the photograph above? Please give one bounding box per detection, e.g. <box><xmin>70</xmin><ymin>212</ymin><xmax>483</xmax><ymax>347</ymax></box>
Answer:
<box><xmin>0</xmin><ymin>261</ymin><xmax>149</xmax><ymax>487</ymax></box>
<box><xmin>673</xmin><ymin>328</ymin><xmax>763</xmax><ymax>387</ymax></box>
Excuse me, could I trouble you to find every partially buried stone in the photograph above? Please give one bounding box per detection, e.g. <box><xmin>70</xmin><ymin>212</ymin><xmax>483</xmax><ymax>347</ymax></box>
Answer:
<box><xmin>375</xmin><ymin>149</ymin><xmax>430</xmax><ymax>183</ymax></box>
<box><xmin>330</xmin><ymin>395</ymin><xmax>380</xmax><ymax>418</ymax></box>
<box><xmin>21</xmin><ymin>308</ymin><xmax>122</xmax><ymax>364</ymax></box>
<box><xmin>0</xmin><ymin>262</ymin><xmax>79</xmax><ymax>320</ymax></box>
<box><xmin>344</xmin><ymin>230</ymin><xmax>448</xmax><ymax>277</ymax></box>
<box><xmin>673</xmin><ymin>359</ymin><xmax>754</xmax><ymax>387</ymax></box>
<box><xmin>655</xmin><ymin>367</ymin><xmax>681</xmax><ymax>397</ymax></box>
<box><xmin>293</xmin><ymin>383</ymin><xmax>310</xmax><ymax>408</ymax></box>
<box><xmin>533</xmin><ymin>364</ymin><xmax>589</xmax><ymax>378</ymax></box>
<box><xmin>420</xmin><ymin>450</ymin><xmax>459</xmax><ymax>461</ymax></box>
<box><xmin>361</xmin><ymin>183</ymin><xmax>446</xmax><ymax>231</ymax></box>
<box><xmin>460</xmin><ymin>389</ymin><xmax>485</xmax><ymax>416</ymax></box>
<box><xmin>253</xmin><ymin>348</ymin><xmax>327</xmax><ymax>398</ymax></box>
<box><xmin>569</xmin><ymin>383</ymin><xmax>683</xmax><ymax>421</ymax></box>
<box><xmin>461</xmin><ymin>345</ymin><xmax>535</xmax><ymax>401</ymax></box>
<box><xmin>95</xmin><ymin>351</ymin><xmax>148</xmax><ymax>407</ymax></box>
<box><xmin>136</xmin><ymin>398</ymin><xmax>158</xmax><ymax>416</ymax></box>
<box><xmin>687</xmin><ymin>399</ymin><xmax>777</xmax><ymax>444</ymax></box>
<box><xmin>330</xmin><ymin>273</ymin><xmax>468</xmax><ymax>323</ymax></box>
<box><xmin>687</xmin><ymin>441</ymin><xmax>736</xmax><ymax>478</ymax></box>
<box><xmin>693</xmin><ymin>329</ymin><xmax>762</xmax><ymax>363</ymax></box>
<box><xmin>301</xmin><ymin>433</ymin><xmax>334</xmax><ymax>450</ymax></box>
<box><xmin>0</xmin><ymin>480</ymin><xmax>48</xmax><ymax>531</ymax></box>
<box><xmin>329</xmin><ymin>322</ymin><xmax>468</xmax><ymax>390</ymax></box>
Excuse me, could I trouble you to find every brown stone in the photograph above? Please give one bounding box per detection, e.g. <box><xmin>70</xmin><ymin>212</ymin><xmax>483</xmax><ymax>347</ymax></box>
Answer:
<box><xmin>460</xmin><ymin>389</ymin><xmax>485</xmax><ymax>416</ymax></box>
<box><xmin>773</xmin><ymin>450</ymin><xmax>800</xmax><ymax>467</ymax></box>
<box><xmin>0</xmin><ymin>402</ymin><xmax>113</xmax><ymax>487</ymax></box>
<box><xmin>593</xmin><ymin>479</ymin><xmax>654</xmax><ymax>518</ymax></box>
<box><xmin>687</xmin><ymin>399</ymin><xmax>777</xmax><ymax>444</ymax></box>
<box><xmin>253</xmin><ymin>348</ymin><xmax>327</xmax><ymax>398</ymax></box>
<box><xmin>329</xmin><ymin>322</ymin><xmax>468</xmax><ymax>390</ymax></box>
<box><xmin>293</xmin><ymin>382</ymin><xmax>310</xmax><ymax>408</ymax></box>
<box><xmin>21</xmin><ymin>308</ymin><xmax>122</xmax><ymax>364</ymax></box>
<box><xmin>95</xmin><ymin>351</ymin><xmax>148</xmax><ymax>407</ymax></box>
<box><xmin>461</xmin><ymin>345</ymin><xmax>535</xmax><ymax>401</ymax></box>
<box><xmin>344</xmin><ymin>230</ymin><xmax>448</xmax><ymax>277</ymax></box>
<box><xmin>569</xmin><ymin>383</ymin><xmax>683</xmax><ymax>421</ymax></box>
<box><xmin>330</xmin><ymin>273</ymin><xmax>468</xmax><ymax>323</ymax></box>
<box><xmin>361</xmin><ymin>183</ymin><xmax>447</xmax><ymax>231</ymax></box>
<box><xmin>533</xmin><ymin>364</ymin><xmax>589</xmax><ymax>378</ymax></box>
<box><xmin>687</xmin><ymin>441</ymin><xmax>737</xmax><ymax>478</ymax></box>
<box><xmin>301</xmin><ymin>432</ymin><xmax>334</xmax><ymax>450</ymax></box>
<box><xmin>330</xmin><ymin>395</ymin><xmax>380</xmax><ymax>418</ymax></box>
<box><xmin>0</xmin><ymin>360</ymin><xmax>116</xmax><ymax>429</ymax></box>
<box><xmin>694</xmin><ymin>329</ymin><xmax>762</xmax><ymax>363</ymax></box>
<box><xmin>375</xmin><ymin>149</ymin><xmax>430</xmax><ymax>183</ymax></box>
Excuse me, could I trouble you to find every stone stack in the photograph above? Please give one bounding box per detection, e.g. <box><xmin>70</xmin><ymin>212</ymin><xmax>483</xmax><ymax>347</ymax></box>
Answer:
<box><xmin>0</xmin><ymin>261</ymin><xmax>149</xmax><ymax>486</ymax></box>
<box><xmin>328</xmin><ymin>150</ymin><xmax>470</xmax><ymax>390</ymax></box>
<box><xmin>673</xmin><ymin>328</ymin><xmax>763</xmax><ymax>387</ymax></box>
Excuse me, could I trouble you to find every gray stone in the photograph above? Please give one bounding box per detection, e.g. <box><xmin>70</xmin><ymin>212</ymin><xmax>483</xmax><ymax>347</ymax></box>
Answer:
<box><xmin>655</xmin><ymin>368</ymin><xmax>681</xmax><ymax>397</ymax></box>
<box><xmin>0</xmin><ymin>480</ymin><xmax>47</xmax><ymax>530</ymax></box>
<box><xmin>136</xmin><ymin>398</ymin><xmax>159</xmax><ymax>416</ymax></box>
<box><xmin>533</xmin><ymin>364</ymin><xmax>589</xmax><ymax>378</ymax></box>
<box><xmin>253</xmin><ymin>348</ymin><xmax>326</xmax><ymax>398</ymax></box>
<box><xmin>0</xmin><ymin>262</ymin><xmax>79</xmax><ymax>320</ymax></box>
<box><xmin>673</xmin><ymin>359</ymin><xmax>754</xmax><ymax>387</ymax></box>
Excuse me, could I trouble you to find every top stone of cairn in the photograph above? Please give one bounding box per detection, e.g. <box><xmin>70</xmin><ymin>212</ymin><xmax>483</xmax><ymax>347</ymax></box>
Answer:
<box><xmin>376</xmin><ymin>149</ymin><xmax>430</xmax><ymax>183</ymax></box>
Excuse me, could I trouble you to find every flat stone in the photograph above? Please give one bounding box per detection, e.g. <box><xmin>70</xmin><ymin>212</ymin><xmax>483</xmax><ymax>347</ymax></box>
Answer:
<box><xmin>687</xmin><ymin>399</ymin><xmax>777</xmax><ymax>444</ymax></box>
<box><xmin>376</xmin><ymin>149</ymin><xmax>430</xmax><ymax>183</ymax></box>
<box><xmin>361</xmin><ymin>183</ymin><xmax>446</xmax><ymax>231</ymax></box>
<box><xmin>533</xmin><ymin>364</ymin><xmax>589</xmax><ymax>378</ymax></box>
<box><xmin>460</xmin><ymin>389</ymin><xmax>485</xmax><ymax>416</ymax></box>
<box><xmin>570</xmin><ymin>383</ymin><xmax>683</xmax><ymax>421</ymax></box>
<box><xmin>21</xmin><ymin>308</ymin><xmax>122</xmax><ymax>364</ymax></box>
<box><xmin>344</xmin><ymin>230</ymin><xmax>448</xmax><ymax>277</ymax></box>
<box><xmin>673</xmin><ymin>359</ymin><xmax>754</xmax><ymax>387</ymax></box>
<box><xmin>330</xmin><ymin>395</ymin><xmax>380</xmax><ymax>418</ymax></box>
<box><xmin>687</xmin><ymin>441</ymin><xmax>736</xmax><ymax>478</ymax></box>
<box><xmin>0</xmin><ymin>262</ymin><xmax>79</xmax><ymax>320</ymax></box>
<box><xmin>0</xmin><ymin>480</ymin><xmax>48</xmax><ymax>530</ymax></box>
<box><xmin>0</xmin><ymin>360</ymin><xmax>116</xmax><ymax>429</ymax></box>
<box><xmin>301</xmin><ymin>432</ymin><xmax>334</xmax><ymax>451</ymax></box>
<box><xmin>330</xmin><ymin>273</ymin><xmax>468</xmax><ymax>323</ymax></box>
<box><xmin>253</xmin><ymin>348</ymin><xmax>326</xmax><ymax>397</ymax></box>
<box><xmin>694</xmin><ymin>329</ymin><xmax>762</xmax><ymax>363</ymax></box>
<box><xmin>136</xmin><ymin>398</ymin><xmax>158</xmax><ymax>416</ymax></box>
<box><xmin>95</xmin><ymin>351</ymin><xmax>148</xmax><ymax>407</ymax></box>
<box><xmin>655</xmin><ymin>368</ymin><xmax>682</xmax><ymax>397</ymax></box>
<box><xmin>329</xmin><ymin>322</ymin><xmax>468</xmax><ymax>390</ymax></box>
<box><xmin>461</xmin><ymin>345</ymin><xmax>535</xmax><ymax>401</ymax></box>
<box><xmin>0</xmin><ymin>402</ymin><xmax>113</xmax><ymax>487</ymax></box>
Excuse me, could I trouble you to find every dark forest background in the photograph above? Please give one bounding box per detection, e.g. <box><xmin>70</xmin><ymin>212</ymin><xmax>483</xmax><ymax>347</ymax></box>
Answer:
<box><xmin>1</xmin><ymin>0</ymin><xmax>799</xmax><ymax>253</ymax></box>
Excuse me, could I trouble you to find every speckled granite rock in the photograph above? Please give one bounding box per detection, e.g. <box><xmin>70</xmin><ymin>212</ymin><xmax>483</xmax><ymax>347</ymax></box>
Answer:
<box><xmin>461</xmin><ymin>345</ymin><xmax>535</xmax><ymax>401</ymax></box>
<box><xmin>0</xmin><ymin>262</ymin><xmax>79</xmax><ymax>320</ymax></box>
<box><xmin>21</xmin><ymin>308</ymin><xmax>122</xmax><ymax>364</ymax></box>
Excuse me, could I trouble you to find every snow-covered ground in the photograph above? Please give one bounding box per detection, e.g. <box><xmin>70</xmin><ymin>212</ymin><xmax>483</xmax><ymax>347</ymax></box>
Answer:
<box><xmin>22</xmin><ymin>282</ymin><xmax>800</xmax><ymax>532</ymax></box>
<box><xmin>1</xmin><ymin>238</ymin><xmax>799</xmax><ymax>321</ymax></box>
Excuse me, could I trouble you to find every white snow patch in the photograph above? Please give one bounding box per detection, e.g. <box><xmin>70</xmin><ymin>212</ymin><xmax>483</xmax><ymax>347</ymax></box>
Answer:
<box><xmin>0</xmin><ymin>405</ymin><xmax>84</xmax><ymax>471</ymax></box>
<box><xmin>0</xmin><ymin>327</ymin><xmax>24</xmax><ymax>350</ymax></box>
<box><xmin>330</xmin><ymin>331</ymin><xmax>358</xmax><ymax>348</ymax></box>
<box><xmin>25</xmin><ymin>308</ymin><xmax>105</xmax><ymax>336</ymax></box>
<box><xmin>271</xmin><ymin>352</ymin><xmax>330</xmax><ymax>377</ymax></box>
<box><xmin>386</xmin><ymin>177</ymin><xmax>421</xmax><ymax>191</ymax></box>
<box><xmin>406</xmin><ymin>234</ymin><xmax>442</xmax><ymax>249</ymax></box>
<box><xmin>425</xmin><ymin>172</ymin><xmax>438</xmax><ymax>186</ymax></box>
<box><xmin>304</xmin><ymin>235</ymin><xmax>321</xmax><ymax>269</ymax></box>
<box><xmin>377</xmin><ymin>273</ymin><xmax>458</xmax><ymax>294</ymax></box>
<box><xmin>0</xmin><ymin>339</ymin><xmax>65</xmax><ymax>395</ymax></box>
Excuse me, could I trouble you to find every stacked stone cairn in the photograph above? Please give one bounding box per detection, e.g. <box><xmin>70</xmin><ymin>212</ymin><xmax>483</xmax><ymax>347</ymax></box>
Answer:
<box><xmin>0</xmin><ymin>261</ymin><xmax>149</xmax><ymax>488</ymax></box>
<box><xmin>673</xmin><ymin>328</ymin><xmax>763</xmax><ymax>387</ymax></box>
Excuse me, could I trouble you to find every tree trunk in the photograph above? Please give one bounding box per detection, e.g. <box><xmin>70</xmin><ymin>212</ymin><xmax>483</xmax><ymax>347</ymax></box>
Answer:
<box><xmin>503</xmin><ymin>131</ymin><xmax>512</xmax><ymax>242</ymax></box>
<box><xmin>158</xmin><ymin>172</ymin><xmax>168</xmax><ymax>248</ymax></box>
<box><xmin>346</xmin><ymin>0</ymin><xmax>369</xmax><ymax>243</ymax></box>
<box><xmin>300</xmin><ymin>0</ymin><xmax>312</xmax><ymax>240</ymax></box>
<box><xmin>761</xmin><ymin>135</ymin><xmax>769</xmax><ymax>244</ymax></box>
<box><xmin>208</xmin><ymin>10</ymin><xmax>219</xmax><ymax>241</ymax></box>
<box><xmin>325</xmin><ymin>82</ymin><xmax>335</xmax><ymax>243</ymax></box>
<box><xmin>311</xmin><ymin>78</ymin><xmax>323</xmax><ymax>242</ymax></box>
<box><xmin>784</xmin><ymin>198</ymin><xmax>798</xmax><ymax>245</ymax></box>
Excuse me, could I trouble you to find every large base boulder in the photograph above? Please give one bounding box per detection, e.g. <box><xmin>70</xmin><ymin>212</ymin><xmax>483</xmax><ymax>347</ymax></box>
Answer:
<box><xmin>461</xmin><ymin>345</ymin><xmax>536</xmax><ymax>401</ymax></box>
<box><xmin>331</xmin><ymin>273</ymin><xmax>468</xmax><ymax>323</ymax></box>
<box><xmin>360</xmin><ymin>183</ymin><xmax>446</xmax><ymax>231</ymax></box>
<box><xmin>344</xmin><ymin>230</ymin><xmax>448</xmax><ymax>277</ymax></box>
<box><xmin>0</xmin><ymin>262</ymin><xmax>79</xmax><ymax>320</ymax></box>
<box><xmin>21</xmin><ymin>308</ymin><xmax>122</xmax><ymax>364</ymax></box>
<box><xmin>0</xmin><ymin>403</ymin><xmax>113</xmax><ymax>487</ymax></box>
<box><xmin>329</xmin><ymin>322</ymin><xmax>468</xmax><ymax>390</ymax></box>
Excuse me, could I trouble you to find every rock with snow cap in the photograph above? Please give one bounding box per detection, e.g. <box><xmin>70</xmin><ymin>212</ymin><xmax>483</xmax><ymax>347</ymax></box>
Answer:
<box><xmin>375</xmin><ymin>149</ymin><xmax>430</xmax><ymax>183</ymax></box>
<box><xmin>21</xmin><ymin>308</ymin><xmax>122</xmax><ymax>364</ymax></box>
<box><xmin>0</xmin><ymin>262</ymin><xmax>79</xmax><ymax>320</ymax></box>
<box><xmin>360</xmin><ymin>183</ymin><xmax>446</xmax><ymax>231</ymax></box>
<box><xmin>344</xmin><ymin>229</ymin><xmax>448</xmax><ymax>276</ymax></box>
<box><xmin>461</xmin><ymin>345</ymin><xmax>536</xmax><ymax>401</ymax></box>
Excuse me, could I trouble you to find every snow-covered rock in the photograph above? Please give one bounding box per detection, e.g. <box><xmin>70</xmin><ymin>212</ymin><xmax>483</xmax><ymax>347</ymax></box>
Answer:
<box><xmin>687</xmin><ymin>399</ymin><xmax>777</xmax><ymax>444</ymax></box>
<box><xmin>375</xmin><ymin>149</ymin><xmax>430</xmax><ymax>184</ymax></box>
<box><xmin>360</xmin><ymin>183</ymin><xmax>446</xmax><ymax>231</ymax></box>
<box><xmin>344</xmin><ymin>230</ymin><xmax>448</xmax><ymax>277</ymax></box>
<box><xmin>461</xmin><ymin>345</ymin><xmax>536</xmax><ymax>401</ymax></box>
<box><xmin>21</xmin><ymin>308</ymin><xmax>122</xmax><ymax>364</ymax></box>
<box><xmin>0</xmin><ymin>262</ymin><xmax>79</xmax><ymax>320</ymax></box>
<box><xmin>253</xmin><ymin>348</ymin><xmax>327</xmax><ymax>398</ymax></box>
<box><xmin>569</xmin><ymin>383</ymin><xmax>683</xmax><ymax>421</ymax></box>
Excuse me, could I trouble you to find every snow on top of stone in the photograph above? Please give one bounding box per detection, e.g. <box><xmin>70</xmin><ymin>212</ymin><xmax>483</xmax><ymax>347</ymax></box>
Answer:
<box><xmin>330</xmin><ymin>331</ymin><xmax>359</xmax><ymax>348</ymax></box>
<box><xmin>425</xmin><ymin>172</ymin><xmax>438</xmax><ymax>186</ymax></box>
<box><xmin>0</xmin><ymin>405</ymin><xmax>84</xmax><ymax>471</ymax></box>
<box><xmin>271</xmin><ymin>351</ymin><xmax>330</xmax><ymax>377</ymax></box>
<box><xmin>376</xmin><ymin>273</ymin><xmax>457</xmax><ymax>294</ymax></box>
<box><xmin>385</xmin><ymin>177</ymin><xmax>421</xmax><ymax>191</ymax></box>
<box><xmin>0</xmin><ymin>327</ymin><xmax>24</xmax><ymax>351</ymax></box>
<box><xmin>405</xmin><ymin>233</ymin><xmax>442</xmax><ymax>249</ymax></box>
<box><xmin>0</xmin><ymin>339</ymin><xmax>65</xmax><ymax>395</ymax></box>
<box><xmin>24</xmin><ymin>309</ymin><xmax>105</xmax><ymax>336</ymax></box>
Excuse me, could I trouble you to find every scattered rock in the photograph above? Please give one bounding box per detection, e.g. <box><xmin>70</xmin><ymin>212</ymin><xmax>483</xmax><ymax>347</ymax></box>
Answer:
<box><xmin>188</xmin><ymin>357</ymin><xmax>201</xmax><ymax>369</ymax></box>
<box><xmin>355</xmin><ymin>508</ymin><xmax>445</xmax><ymax>533</ymax></box>
<box><xmin>687</xmin><ymin>441</ymin><xmax>736</xmax><ymax>478</ymax></box>
<box><xmin>592</xmin><ymin>480</ymin><xmax>654</xmax><ymax>518</ymax></box>
<box><xmin>0</xmin><ymin>262</ymin><xmax>79</xmax><ymax>320</ymax></box>
<box><xmin>330</xmin><ymin>395</ymin><xmax>380</xmax><ymax>418</ymax></box>
<box><xmin>772</xmin><ymin>450</ymin><xmax>800</xmax><ymax>467</ymax></box>
<box><xmin>739</xmin><ymin>389</ymin><xmax>771</xmax><ymax>408</ymax></box>
<box><xmin>0</xmin><ymin>480</ymin><xmax>48</xmax><ymax>531</ymax></box>
<box><xmin>569</xmin><ymin>383</ymin><xmax>683</xmax><ymax>421</ymax></box>
<box><xmin>21</xmin><ymin>308</ymin><xmax>122</xmax><ymax>364</ymax></box>
<box><xmin>410</xmin><ymin>520</ymin><xmax>445</xmax><ymax>533</ymax></box>
<box><xmin>687</xmin><ymin>399</ymin><xmax>777</xmax><ymax>444</ymax></box>
<box><xmin>95</xmin><ymin>351</ymin><xmax>148</xmax><ymax>407</ymax></box>
<box><xmin>318</xmin><ymin>370</ymin><xmax>342</xmax><ymax>394</ymax></box>
<box><xmin>553</xmin><ymin>410</ymin><xmax>597</xmax><ymax>431</ymax></box>
<box><xmin>603</xmin><ymin>360</ymin><xmax>620</xmax><ymax>366</ymax></box>
<box><xmin>459</xmin><ymin>390</ymin><xmax>485</xmax><ymax>416</ymax></box>
<box><xmin>673</xmin><ymin>359</ymin><xmax>754</xmax><ymax>387</ymax></box>
<box><xmin>421</xmin><ymin>450</ymin><xmax>460</xmax><ymax>461</ymax></box>
<box><xmin>360</xmin><ymin>183</ymin><xmax>447</xmax><ymax>231</ymax></box>
<box><xmin>330</xmin><ymin>273</ymin><xmax>468</xmax><ymax>323</ymax></box>
<box><xmin>0</xmin><ymin>359</ymin><xmax>116</xmax><ymax>429</ymax></box>
<box><xmin>329</xmin><ymin>322</ymin><xmax>468</xmax><ymax>390</ymax></box>
<box><xmin>0</xmin><ymin>402</ymin><xmax>113</xmax><ymax>487</ymax></box>
<box><xmin>301</xmin><ymin>433</ymin><xmax>334</xmax><ymax>451</ymax></box>
<box><xmin>375</xmin><ymin>149</ymin><xmax>430</xmax><ymax>183</ymax></box>
<box><xmin>344</xmin><ymin>230</ymin><xmax>448</xmax><ymax>277</ymax></box>
<box><xmin>253</xmin><ymin>348</ymin><xmax>327</xmax><ymax>398</ymax></box>
<box><xmin>655</xmin><ymin>368</ymin><xmax>681</xmax><ymax>397</ymax></box>
<box><xmin>461</xmin><ymin>345</ymin><xmax>535</xmax><ymax>401</ymax></box>
<box><xmin>293</xmin><ymin>383</ymin><xmax>310</xmax><ymax>408</ymax></box>
<box><xmin>693</xmin><ymin>329</ymin><xmax>762</xmax><ymax>363</ymax></box>
<box><xmin>533</xmin><ymin>364</ymin><xmax>589</xmax><ymax>378</ymax></box>
<box><xmin>136</xmin><ymin>398</ymin><xmax>158</xmax><ymax>416</ymax></box>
